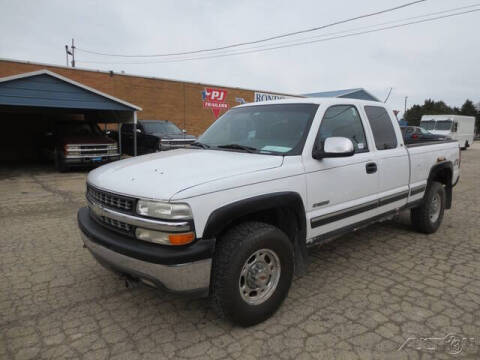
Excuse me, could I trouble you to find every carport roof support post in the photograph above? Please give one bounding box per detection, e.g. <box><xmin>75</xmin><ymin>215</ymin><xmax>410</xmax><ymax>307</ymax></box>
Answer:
<box><xmin>133</xmin><ymin>112</ymin><xmax>137</xmax><ymax>157</ymax></box>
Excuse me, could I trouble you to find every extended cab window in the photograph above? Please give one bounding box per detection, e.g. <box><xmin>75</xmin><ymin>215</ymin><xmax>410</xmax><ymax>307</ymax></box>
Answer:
<box><xmin>364</xmin><ymin>106</ymin><xmax>398</xmax><ymax>150</ymax></box>
<box><xmin>318</xmin><ymin>105</ymin><xmax>368</xmax><ymax>153</ymax></box>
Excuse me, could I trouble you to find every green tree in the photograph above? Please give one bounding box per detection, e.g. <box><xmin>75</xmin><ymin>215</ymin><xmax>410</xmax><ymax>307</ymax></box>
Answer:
<box><xmin>460</xmin><ymin>99</ymin><xmax>480</xmax><ymax>134</ymax></box>
<box><xmin>404</xmin><ymin>99</ymin><xmax>455</xmax><ymax>126</ymax></box>
<box><xmin>460</xmin><ymin>99</ymin><xmax>477</xmax><ymax>116</ymax></box>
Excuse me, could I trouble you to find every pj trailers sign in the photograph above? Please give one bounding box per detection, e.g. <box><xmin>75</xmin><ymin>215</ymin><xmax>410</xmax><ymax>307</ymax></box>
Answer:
<box><xmin>201</xmin><ymin>88</ymin><xmax>294</xmax><ymax>118</ymax></box>
<box><xmin>202</xmin><ymin>88</ymin><xmax>229</xmax><ymax>118</ymax></box>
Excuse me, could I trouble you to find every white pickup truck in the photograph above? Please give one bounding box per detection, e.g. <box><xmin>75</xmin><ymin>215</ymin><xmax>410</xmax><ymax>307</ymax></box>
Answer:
<box><xmin>78</xmin><ymin>98</ymin><xmax>460</xmax><ymax>326</ymax></box>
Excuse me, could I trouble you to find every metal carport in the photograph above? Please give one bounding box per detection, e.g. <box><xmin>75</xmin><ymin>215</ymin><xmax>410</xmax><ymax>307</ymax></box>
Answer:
<box><xmin>0</xmin><ymin>69</ymin><xmax>141</xmax><ymax>163</ymax></box>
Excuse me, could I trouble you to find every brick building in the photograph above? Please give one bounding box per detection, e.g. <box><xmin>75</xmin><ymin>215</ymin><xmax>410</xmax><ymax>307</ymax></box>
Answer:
<box><xmin>0</xmin><ymin>59</ymin><xmax>295</xmax><ymax>136</ymax></box>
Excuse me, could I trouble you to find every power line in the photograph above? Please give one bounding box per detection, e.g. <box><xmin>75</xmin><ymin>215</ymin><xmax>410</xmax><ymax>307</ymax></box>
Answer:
<box><xmin>77</xmin><ymin>8</ymin><xmax>480</xmax><ymax>65</ymax></box>
<box><xmin>236</xmin><ymin>4</ymin><xmax>480</xmax><ymax>54</ymax></box>
<box><xmin>76</xmin><ymin>0</ymin><xmax>427</xmax><ymax>58</ymax></box>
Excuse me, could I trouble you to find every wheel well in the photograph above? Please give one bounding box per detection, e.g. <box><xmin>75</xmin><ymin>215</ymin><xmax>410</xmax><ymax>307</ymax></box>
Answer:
<box><xmin>203</xmin><ymin>193</ymin><xmax>308</xmax><ymax>275</ymax></box>
<box><xmin>428</xmin><ymin>163</ymin><xmax>453</xmax><ymax>209</ymax></box>
<box><xmin>218</xmin><ymin>207</ymin><xmax>299</xmax><ymax>245</ymax></box>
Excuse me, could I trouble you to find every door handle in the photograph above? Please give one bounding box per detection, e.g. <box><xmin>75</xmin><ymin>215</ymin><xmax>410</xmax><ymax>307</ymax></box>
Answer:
<box><xmin>366</xmin><ymin>162</ymin><xmax>377</xmax><ymax>174</ymax></box>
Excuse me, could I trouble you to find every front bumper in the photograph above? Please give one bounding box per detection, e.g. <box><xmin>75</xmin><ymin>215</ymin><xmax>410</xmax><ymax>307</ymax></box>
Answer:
<box><xmin>64</xmin><ymin>154</ymin><xmax>120</xmax><ymax>166</ymax></box>
<box><xmin>78</xmin><ymin>207</ymin><xmax>214</xmax><ymax>294</ymax></box>
<box><xmin>159</xmin><ymin>142</ymin><xmax>195</xmax><ymax>151</ymax></box>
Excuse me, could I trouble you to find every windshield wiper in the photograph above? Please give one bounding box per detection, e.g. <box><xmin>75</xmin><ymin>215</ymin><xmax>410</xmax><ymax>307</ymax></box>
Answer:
<box><xmin>217</xmin><ymin>144</ymin><xmax>257</xmax><ymax>153</ymax></box>
<box><xmin>189</xmin><ymin>141</ymin><xmax>210</xmax><ymax>149</ymax></box>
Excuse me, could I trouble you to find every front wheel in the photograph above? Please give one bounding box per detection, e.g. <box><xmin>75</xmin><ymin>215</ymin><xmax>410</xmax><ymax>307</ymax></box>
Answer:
<box><xmin>210</xmin><ymin>222</ymin><xmax>294</xmax><ymax>326</ymax></box>
<box><xmin>411</xmin><ymin>181</ymin><xmax>446</xmax><ymax>234</ymax></box>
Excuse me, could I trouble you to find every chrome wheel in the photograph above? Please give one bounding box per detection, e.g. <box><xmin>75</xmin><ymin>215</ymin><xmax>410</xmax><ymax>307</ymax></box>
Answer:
<box><xmin>239</xmin><ymin>248</ymin><xmax>281</xmax><ymax>305</ymax></box>
<box><xmin>429</xmin><ymin>192</ymin><xmax>441</xmax><ymax>223</ymax></box>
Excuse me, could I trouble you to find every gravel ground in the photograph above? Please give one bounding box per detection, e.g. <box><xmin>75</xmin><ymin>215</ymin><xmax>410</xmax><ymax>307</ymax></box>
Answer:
<box><xmin>1</xmin><ymin>143</ymin><xmax>479</xmax><ymax>359</ymax></box>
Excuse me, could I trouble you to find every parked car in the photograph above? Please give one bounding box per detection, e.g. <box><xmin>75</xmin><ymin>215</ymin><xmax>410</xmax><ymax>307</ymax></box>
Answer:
<box><xmin>110</xmin><ymin>123</ymin><xmax>159</xmax><ymax>156</ymax></box>
<box><xmin>111</xmin><ymin>120</ymin><xmax>196</xmax><ymax>155</ymax></box>
<box><xmin>400</xmin><ymin>126</ymin><xmax>450</xmax><ymax>144</ymax></box>
<box><xmin>78</xmin><ymin>98</ymin><xmax>460</xmax><ymax>326</ymax></box>
<box><xmin>140</xmin><ymin>120</ymin><xmax>196</xmax><ymax>151</ymax></box>
<box><xmin>420</xmin><ymin>115</ymin><xmax>475</xmax><ymax>149</ymax></box>
<box><xmin>42</xmin><ymin>120</ymin><xmax>120</xmax><ymax>172</ymax></box>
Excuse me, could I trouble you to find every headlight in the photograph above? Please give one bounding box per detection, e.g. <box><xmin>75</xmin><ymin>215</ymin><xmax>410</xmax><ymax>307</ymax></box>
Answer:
<box><xmin>65</xmin><ymin>145</ymin><xmax>81</xmax><ymax>152</ymax></box>
<box><xmin>136</xmin><ymin>200</ymin><xmax>192</xmax><ymax>220</ymax></box>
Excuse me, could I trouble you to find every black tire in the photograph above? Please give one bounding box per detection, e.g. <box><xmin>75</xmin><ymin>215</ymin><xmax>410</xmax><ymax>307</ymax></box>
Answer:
<box><xmin>210</xmin><ymin>222</ymin><xmax>294</xmax><ymax>326</ymax></box>
<box><xmin>411</xmin><ymin>181</ymin><xmax>446</xmax><ymax>234</ymax></box>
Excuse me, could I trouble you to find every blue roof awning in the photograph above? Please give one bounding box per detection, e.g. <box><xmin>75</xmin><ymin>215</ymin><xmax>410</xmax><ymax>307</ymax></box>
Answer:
<box><xmin>0</xmin><ymin>70</ymin><xmax>141</xmax><ymax>111</ymax></box>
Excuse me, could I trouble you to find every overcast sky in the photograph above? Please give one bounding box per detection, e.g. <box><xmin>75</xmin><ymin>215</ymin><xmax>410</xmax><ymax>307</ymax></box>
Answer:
<box><xmin>1</xmin><ymin>0</ymin><xmax>479</xmax><ymax>115</ymax></box>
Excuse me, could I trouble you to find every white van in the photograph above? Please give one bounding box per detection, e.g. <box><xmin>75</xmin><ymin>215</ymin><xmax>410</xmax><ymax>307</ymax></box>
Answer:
<box><xmin>420</xmin><ymin>115</ymin><xmax>475</xmax><ymax>149</ymax></box>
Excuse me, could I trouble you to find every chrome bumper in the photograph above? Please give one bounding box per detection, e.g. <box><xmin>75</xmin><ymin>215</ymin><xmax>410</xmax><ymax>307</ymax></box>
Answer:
<box><xmin>81</xmin><ymin>233</ymin><xmax>211</xmax><ymax>293</ymax></box>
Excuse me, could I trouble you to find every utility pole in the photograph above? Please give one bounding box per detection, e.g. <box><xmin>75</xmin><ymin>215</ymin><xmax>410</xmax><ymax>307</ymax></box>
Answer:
<box><xmin>404</xmin><ymin>96</ymin><xmax>408</xmax><ymax>113</ymax></box>
<box><xmin>71</xmin><ymin>38</ymin><xmax>76</xmax><ymax>68</ymax></box>
<box><xmin>65</xmin><ymin>40</ymin><xmax>75</xmax><ymax>67</ymax></box>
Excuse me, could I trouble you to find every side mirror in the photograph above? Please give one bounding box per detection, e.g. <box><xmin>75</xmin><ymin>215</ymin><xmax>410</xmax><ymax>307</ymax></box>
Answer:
<box><xmin>312</xmin><ymin>137</ymin><xmax>355</xmax><ymax>160</ymax></box>
<box><xmin>105</xmin><ymin>130</ymin><xmax>111</xmax><ymax>135</ymax></box>
<box><xmin>136</xmin><ymin>128</ymin><xmax>142</xmax><ymax>133</ymax></box>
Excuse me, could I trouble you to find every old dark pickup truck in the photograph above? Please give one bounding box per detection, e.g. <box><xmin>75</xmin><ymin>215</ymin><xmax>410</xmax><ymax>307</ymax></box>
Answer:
<box><xmin>43</xmin><ymin>120</ymin><xmax>120</xmax><ymax>171</ymax></box>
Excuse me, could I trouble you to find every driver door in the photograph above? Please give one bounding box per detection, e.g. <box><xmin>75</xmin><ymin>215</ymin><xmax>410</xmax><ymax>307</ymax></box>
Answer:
<box><xmin>303</xmin><ymin>105</ymin><xmax>379</xmax><ymax>243</ymax></box>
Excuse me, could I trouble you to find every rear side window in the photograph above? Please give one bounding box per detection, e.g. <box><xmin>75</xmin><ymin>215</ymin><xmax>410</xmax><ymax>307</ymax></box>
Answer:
<box><xmin>364</xmin><ymin>106</ymin><xmax>398</xmax><ymax>150</ymax></box>
<box><xmin>318</xmin><ymin>105</ymin><xmax>368</xmax><ymax>153</ymax></box>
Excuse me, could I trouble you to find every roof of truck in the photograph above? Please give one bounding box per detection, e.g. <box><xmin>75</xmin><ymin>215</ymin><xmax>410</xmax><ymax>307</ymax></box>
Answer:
<box><xmin>237</xmin><ymin>97</ymin><xmax>386</xmax><ymax>108</ymax></box>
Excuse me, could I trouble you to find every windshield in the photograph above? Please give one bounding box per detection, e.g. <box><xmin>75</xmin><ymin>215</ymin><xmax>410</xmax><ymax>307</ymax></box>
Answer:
<box><xmin>435</xmin><ymin>120</ymin><xmax>452</xmax><ymax>131</ymax></box>
<box><xmin>56</xmin><ymin>122</ymin><xmax>102</xmax><ymax>136</ymax></box>
<box><xmin>420</xmin><ymin>120</ymin><xmax>435</xmax><ymax>130</ymax></box>
<box><xmin>419</xmin><ymin>127</ymin><xmax>431</xmax><ymax>135</ymax></box>
<box><xmin>197</xmin><ymin>104</ymin><xmax>319</xmax><ymax>154</ymax></box>
<box><xmin>142</xmin><ymin>121</ymin><xmax>182</xmax><ymax>135</ymax></box>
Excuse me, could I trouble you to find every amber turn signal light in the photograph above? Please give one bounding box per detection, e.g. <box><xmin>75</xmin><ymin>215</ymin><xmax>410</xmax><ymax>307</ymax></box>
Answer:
<box><xmin>168</xmin><ymin>232</ymin><xmax>195</xmax><ymax>245</ymax></box>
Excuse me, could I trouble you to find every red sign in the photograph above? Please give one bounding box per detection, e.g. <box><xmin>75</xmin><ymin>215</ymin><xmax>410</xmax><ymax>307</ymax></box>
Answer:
<box><xmin>202</xmin><ymin>88</ymin><xmax>229</xmax><ymax>118</ymax></box>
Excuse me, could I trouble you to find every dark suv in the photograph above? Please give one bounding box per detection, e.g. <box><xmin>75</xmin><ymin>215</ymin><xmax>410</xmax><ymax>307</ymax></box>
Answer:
<box><xmin>115</xmin><ymin>120</ymin><xmax>196</xmax><ymax>155</ymax></box>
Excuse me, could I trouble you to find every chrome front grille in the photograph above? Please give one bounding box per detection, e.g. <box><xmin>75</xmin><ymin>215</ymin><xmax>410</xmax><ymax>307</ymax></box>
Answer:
<box><xmin>80</xmin><ymin>144</ymin><xmax>109</xmax><ymax>155</ymax></box>
<box><xmin>99</xmin><ymin>215</ymin><xmax>131</xmax><ymax>232</ymax></box>
<box><xmin>87</xmin><ymin>186</ymin><xmax>134</xmax><ymax>212</ymax></box>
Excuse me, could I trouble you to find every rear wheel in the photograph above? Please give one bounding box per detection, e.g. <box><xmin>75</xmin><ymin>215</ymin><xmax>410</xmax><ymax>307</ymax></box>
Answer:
<box><xmin>411</xmin><ymin>181</ymin><xmax>445</xmax><ymax>234</ymax></box>
<box><xmin>210</xmin><ymin>222</ymin><xmax>294</xmax><ymax>326</ymax></box>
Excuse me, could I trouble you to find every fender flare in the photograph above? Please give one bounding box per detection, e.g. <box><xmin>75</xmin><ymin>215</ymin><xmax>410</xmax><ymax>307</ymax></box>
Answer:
<box><xmin>203</xmin><ymin>191</ymin><xmax>306</xmax><ymax>239</ymax></box>
<box><xmin>202</xmin><ymin>192</ymin><xmax>308</xmax><ymax>273</ymax></box>
<box><xmin>427</xmin><ymin>161</ymin><xmax>453</xmax><ymax>209</ymax></box>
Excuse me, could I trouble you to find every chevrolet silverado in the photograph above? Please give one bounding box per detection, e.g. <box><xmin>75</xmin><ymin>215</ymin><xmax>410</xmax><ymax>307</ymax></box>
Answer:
<box><xmin>78</xmin><ymin>98</ymin><xmax>460</xmax><ymax>326</ymax></box>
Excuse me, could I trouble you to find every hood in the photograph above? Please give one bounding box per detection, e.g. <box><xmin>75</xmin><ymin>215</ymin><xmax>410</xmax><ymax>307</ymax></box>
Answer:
<box><xmin>61</xmin><ymin>135</ymin><xmax>115</xmax><ymax>145</ymax></box>
<box><xmin>152</xmin><ymin>133</ymin><xmax>196</xmax><ymax>140</ymax></box>
<box><xmin>87</xmin><ymin>148</ymin><xmax>283</xmax><ymax>200</ymax></box>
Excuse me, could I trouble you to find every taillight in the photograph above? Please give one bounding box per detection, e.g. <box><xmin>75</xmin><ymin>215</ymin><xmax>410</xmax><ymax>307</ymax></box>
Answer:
<box><xmin>412</xmin><ymin>134</ymin><xmax>418</xmax><ymax>139</ymax></box>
